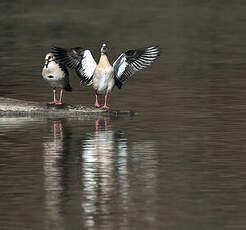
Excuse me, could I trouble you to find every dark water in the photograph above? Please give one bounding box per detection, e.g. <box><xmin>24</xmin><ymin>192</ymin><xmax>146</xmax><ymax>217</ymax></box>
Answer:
<box><xmin>1</xmin><ymin>1</ymin><xmax>246</xmax><ymax>229</ymax></box>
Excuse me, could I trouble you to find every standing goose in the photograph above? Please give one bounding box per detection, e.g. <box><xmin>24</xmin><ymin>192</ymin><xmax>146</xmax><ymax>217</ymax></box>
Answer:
<box><xmin>42</xmin><ymin>53</ymin><xmax>72</xmax><ymax>105</ymax></box>
<box><xmin>52</xmin><ymin>44</ymin><xmax>160</xmax><ymax>108</ymax></box>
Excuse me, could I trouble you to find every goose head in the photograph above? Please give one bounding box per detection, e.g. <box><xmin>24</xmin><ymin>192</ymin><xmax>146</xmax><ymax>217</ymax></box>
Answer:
<box><xmin>100</xmin><ymin>43</ymin><xmax>108</xmax><ymax>55</ymax></box>
<box><xmin>44</xmin><ymin>53</ymin><xmax>56</xmax><ymax>68</ymax></box>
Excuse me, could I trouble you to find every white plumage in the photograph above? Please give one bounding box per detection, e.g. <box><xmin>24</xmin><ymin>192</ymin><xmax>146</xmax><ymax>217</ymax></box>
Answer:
<box><xmin>81</xmin><ymin>50</ymin><xmax>97</xmax><ymax>83</ymax></box>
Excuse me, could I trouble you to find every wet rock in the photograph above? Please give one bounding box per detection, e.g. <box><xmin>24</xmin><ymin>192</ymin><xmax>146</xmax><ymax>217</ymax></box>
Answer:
<box><xmin>0</xmin><ymin>97</ymin><xmax>135</xmax><ymax>118</ymax></box>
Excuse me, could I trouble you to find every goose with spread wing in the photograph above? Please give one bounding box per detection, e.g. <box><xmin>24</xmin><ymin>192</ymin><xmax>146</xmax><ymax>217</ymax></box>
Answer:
<box><xmin>52</xmin><ymin>44</ymin><xmax>160</xmax><ymax>108</ymax></box>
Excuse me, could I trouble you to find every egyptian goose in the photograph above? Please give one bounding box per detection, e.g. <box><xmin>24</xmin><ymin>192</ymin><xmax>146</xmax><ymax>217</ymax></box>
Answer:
<box><xmin>42</xmin><ymin>53</ymin><xmax>72</xmax><ymax>105</ymax></box>
<box><xmin>52</xmin><ymin>44</ymin><xmax>160</xmax><ymax>108</ymax></box>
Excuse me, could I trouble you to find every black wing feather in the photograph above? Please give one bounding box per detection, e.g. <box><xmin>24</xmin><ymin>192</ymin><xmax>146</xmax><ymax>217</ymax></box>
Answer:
<box><xmin>52</xmin><ymin>46</ymin><xmax>84</xmax><ymax>69</ymax></box>
<box><xmin>113</xmin><ymin>46</ymin><xmax>160</xmax><ymax>85</ymax></box>
<box><xmin>52</xmin><ymin>46</ymin><xmax>94</xmax><ymax>85</ymax></box>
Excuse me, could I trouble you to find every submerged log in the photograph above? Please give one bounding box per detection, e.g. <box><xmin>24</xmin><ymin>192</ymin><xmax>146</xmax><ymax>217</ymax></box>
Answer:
<box><xmin>0</xmin><ymin>97</ymin><xmax>135</xmax><ymax>117</ymax></box>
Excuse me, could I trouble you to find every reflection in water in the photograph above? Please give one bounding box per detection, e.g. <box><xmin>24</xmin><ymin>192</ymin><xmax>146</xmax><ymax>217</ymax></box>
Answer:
<box><xmin>1</xmin><ymin>0</ymin><xmax>246</xmax><ymax>228</ymax></box>
<box><xmin>43</xmin><ymin>120</ymin><xmax>65</xmax><ymax>230</ymax></box>
<box><xmin>80</xmin><ymin>118</ymin><xmax>157</xmax><ymax>229</ymax></box>
<box><xmin>81</xmin><ymin>118</ymin><xmax>129</xmax><ymax>229</ymax></box>
<box><xmin>0</xmin><ymin>115</ymin><xmax>158</xmax><ymax>229</ymax></box>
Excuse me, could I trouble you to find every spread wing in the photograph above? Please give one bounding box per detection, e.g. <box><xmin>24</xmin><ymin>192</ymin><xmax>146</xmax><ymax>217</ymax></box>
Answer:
<box><xmin>113</xmin><ymin>46</ymin><xmax>160</xmax><ymax>84</ymax></box>
<box><xmin>52</xmin><ymin>46</ymin><xmax>97</xmax><ymax>86</ymax></box>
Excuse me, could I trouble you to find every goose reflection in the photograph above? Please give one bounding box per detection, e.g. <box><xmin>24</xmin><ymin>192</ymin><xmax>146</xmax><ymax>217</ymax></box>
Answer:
<box><xmin>43</xmin><ymin>119</ymin><xmax>66</xmax><ymax>229</ymax></box>
<box><xmin>41</xmin><ymin>116</ymin><xmax>158</xmax><ymax>229</ymax></box>
<box><xmin>80</xmin><ymin>117</ymin><xmax>129</xmax><ymax>228</ymax></box>
<box><xmin>80</xmin><ymin>117</ymin><xmax>159</xmax><ymax>229</ymax></box>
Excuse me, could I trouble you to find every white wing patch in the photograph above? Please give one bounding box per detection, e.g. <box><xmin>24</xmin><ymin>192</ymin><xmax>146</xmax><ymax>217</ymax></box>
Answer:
<box><xmin>82</xmin><ymin>50</ymin><xmax>97</xmax><ymax>79</ymax></box>
<box><xmin>113</xmin><ymin>53</ymin><xmax>128</xmax><ymax>79</ymax></box>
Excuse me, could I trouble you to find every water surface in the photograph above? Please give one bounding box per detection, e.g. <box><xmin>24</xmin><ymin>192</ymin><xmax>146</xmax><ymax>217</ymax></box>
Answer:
<box><xmin>1</xmin><ymin>1</ymin><xmax>246</xmax><ymax>229</ymax></box>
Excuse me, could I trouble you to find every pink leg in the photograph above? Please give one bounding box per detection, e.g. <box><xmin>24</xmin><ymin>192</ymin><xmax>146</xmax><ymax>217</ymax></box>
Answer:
<box><xmin>56</xmin><ymin>89</ymin><xmax>63</xmax><ymax>105</ymax></box>
<box><xmin>102</xmin><ymin>94</ymin><xmax>109</xmax><ymax>109</ymax></box>
<box><xmin>94</xmin><ymin>94</ymin><xmax>100</xmax><ymax>108</ymax></box>
<box><xmin>49</xmin><ymin>88</ymin><xmax>57</xmax><ymax>104</ymax></box>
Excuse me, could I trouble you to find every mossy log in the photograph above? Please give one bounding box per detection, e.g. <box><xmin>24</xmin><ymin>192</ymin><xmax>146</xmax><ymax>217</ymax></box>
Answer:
<box><xmin>0</xmin><ymin>97</ymin><xmax>135</xmax><ymax>118</ymax></box>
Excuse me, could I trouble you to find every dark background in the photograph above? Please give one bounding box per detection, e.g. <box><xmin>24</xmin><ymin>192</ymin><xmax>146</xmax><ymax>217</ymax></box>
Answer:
<box><xmin>1</xmin><ymin>1</ymin><xmax>246</xmax><ymax>230</ymax></box>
